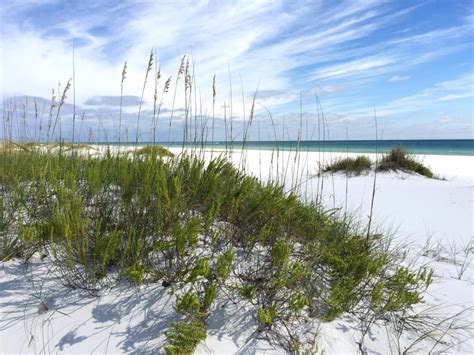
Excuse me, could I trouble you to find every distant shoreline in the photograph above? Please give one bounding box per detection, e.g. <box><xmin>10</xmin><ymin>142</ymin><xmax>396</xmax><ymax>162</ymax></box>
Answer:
<box><xmin>92</xmin><ymin>139</ymin><xmax>474</xmax><ymax>156</ymax></box>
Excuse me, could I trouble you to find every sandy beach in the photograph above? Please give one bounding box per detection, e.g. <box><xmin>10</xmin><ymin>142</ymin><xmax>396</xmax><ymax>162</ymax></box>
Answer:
<box><xmin>1</xmin><ymin>146</ymin><xmax>472</xmax><ymax>354</ymax></box>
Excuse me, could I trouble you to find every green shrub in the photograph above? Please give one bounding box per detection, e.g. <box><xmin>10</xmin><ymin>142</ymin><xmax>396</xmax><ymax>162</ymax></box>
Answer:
<box><xmin>257</xmin><ymin>307</ymin><xmax>277</xmax><ymax>328</ymax></box>
<box><xmin>126</xmin><ymin>265</ymin><xmax>145</xmax><ymax>284</ymax></box>
<box><xmin>164</xmin><ymin>320</ymin><xmax>207</xmax><ymax>354</ymax></box>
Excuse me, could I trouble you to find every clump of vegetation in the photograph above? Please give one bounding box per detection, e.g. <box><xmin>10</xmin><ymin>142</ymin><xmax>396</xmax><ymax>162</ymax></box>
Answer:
<box><xmin>134</xmin><ymin>145</ymin><xmax>174</xmax><ymax>157</ymax></box>
<box><xmin>322</xmin><ymin>147</ymin><xmax>434</xmax><ymax>179</ymax></box>
<box><xmin>323</xmin><ymin>155</ymin><xmax>372</xmax><ymax>175</ymax></box>
<box><xmin>0</xmin><ymin>146</ymin><xmax>433</xmax><ymax>352</ymax></box>
<box><xmin>377</xmin><ymin>146</ymin><xmax>434</xmax><ymax>178</ymax></box>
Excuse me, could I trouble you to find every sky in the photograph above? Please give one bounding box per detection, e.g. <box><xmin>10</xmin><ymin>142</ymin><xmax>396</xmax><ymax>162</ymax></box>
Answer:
<box><xmin>0</xmin><ymin>0</ymin><xmax>473</xmax><ymax>142</ymax></box>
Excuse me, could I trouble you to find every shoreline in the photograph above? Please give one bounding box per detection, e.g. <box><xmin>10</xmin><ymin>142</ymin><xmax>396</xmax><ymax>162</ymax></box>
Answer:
<box><xmin>109</xmin><ymin>143</ymin><xmax>474</xmax><ymax>157</ymax></box>
<box><xmin>6</xmin><ymin>142</ymin><xmax>471</xmax><ymax>178</ymax></box>
<box><xmin>5</xmin><ymin>140</ymin><xmax>472</xmax><ymax>156</ymax></box>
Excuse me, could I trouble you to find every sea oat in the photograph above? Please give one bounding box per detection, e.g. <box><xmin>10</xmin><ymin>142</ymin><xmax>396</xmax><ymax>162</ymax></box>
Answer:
<box><xmin>136</xmin><ymin>49</ymin><xmax>155</xmax><ymax>144</ymax></box>
<box><xmin>164</xmin><ymin>76</ymin><xmax>172</xmax><ymax>93</ymax></box>
<box><xmin>212</xmin><ymin>74</ymin><xmax>216</xmax><ymax>99</ymax></box>
<box><xmin>59</xmin><ymin>78</ymin><xmax>72</xmax><ymax>108</ymax></box>
<box><xmin>185</xmin><ymin>58</ymin><xmax>191</xmax><ymax>91</ymax></box>
<box><xmin>178</xmin><ymin>55</ymin><xmax>186</xmax><ymax>78</ymax></box>
<box><xmin>155</xmin><ymin>66</ymin><xmax>162</xmax><ymax>94</ymax></box>
<box><xmin>121</xmin><ymin>61</ymin><xmax>128</xmax><ymax>84</ymax></box>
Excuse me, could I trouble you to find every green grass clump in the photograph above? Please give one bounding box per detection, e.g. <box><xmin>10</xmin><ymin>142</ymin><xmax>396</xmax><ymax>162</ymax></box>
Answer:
<box><xmin>377</xmin><ymin>146</ymin><xmax>434</xmax><ymax>178</ymax></box>
<box><xmin>323</xmin><ymin>155</ymin><xmax>372</xmax><ymax>175</ymax></box>
<box><xmin>134</xmin><ymin>145</ymin><xmax>174</xmax><ymax>157</ymax></box>
<box><xmin>0</xmin><ymin>147</ymin><xmax>433</xmax><ymax>352</ymax></box>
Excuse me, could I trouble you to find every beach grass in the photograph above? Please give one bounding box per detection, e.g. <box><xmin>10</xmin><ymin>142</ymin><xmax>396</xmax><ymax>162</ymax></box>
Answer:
<box><xmin>378</xmin><ymin>146</ymin><xmax>434</xmax><ymax>178</ymax></box>
<box><xmin>133</xmin><ymin>145</ymin><xmax>174</xmax><ymax>157</ymax></box>
<box><xmin>322</xmin><ymin>147</ymin><xmax>435</xmax><ymax>178</ymax></box>
<box><xmin>323</xmin><ymin>155</ymin><xmax>372</xmax><ymax>175</ymax></box>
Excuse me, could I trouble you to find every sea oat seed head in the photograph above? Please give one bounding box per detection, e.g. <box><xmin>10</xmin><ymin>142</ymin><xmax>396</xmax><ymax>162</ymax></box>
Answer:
<box><xmin>51</xmin><ymin>89</ymin><xmax>57</xmax><ymax>109</ymax></box>
<box><xmin>178</xmin><ymin>55</ymin><xmax>186</xmax><ymax>78</ymax></box>
<box><xmin>121</xmin><ymin>61</ymin><xmax>128</xmax><ymax>84</ymax></box>
<box><xmin>185</xmin><ymin>59</ymin><xmax>192</xmax><ymax>90</ymax></box>
<box><xmin>144</xmin><ymin>50</ymin><xmax>154</xmax><ymax>82</ymax></box>
<box><xmin>156</xmin><ymin>66</ymin><xmax>161</xmax><ymax>82</ymax></box>
<box><xmin>60</xmin><ymin>78</ymin><xmax>72</xmax><ymax>106</ymax></box>
<box><xmin>212</xmin><ymin>74</ymin><xmax>216</xmax><ymax>98</ymax></box>
<box><xmin>164</xmin><ymin>76</ymin><xmax>172</xmax><ymax>93</ymax></box>
<box><xmin>147</xmin><ymin>50</ymin><xmax>154</xmax><ymax>72</ymax></box>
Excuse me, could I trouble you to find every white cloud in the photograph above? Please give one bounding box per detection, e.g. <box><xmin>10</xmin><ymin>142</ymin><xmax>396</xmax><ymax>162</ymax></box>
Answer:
<box><xmin>438</xmin><ymin>93</ymin><xmax>473</xmax><ymax>101</ymax></box>
<box><xmin>309</xmin><ymin>56</ymin><xmax>395</xmax><ymax>81</ymax></box>
<box><xmin>388</xmin><ymin>75</ymin><xmax>410</xmax><ymax>82</ymax></box>
<box><xmin>316</xmin><ymin>85</ymin><xmax>348</xmax><ymax>94</ymax></box>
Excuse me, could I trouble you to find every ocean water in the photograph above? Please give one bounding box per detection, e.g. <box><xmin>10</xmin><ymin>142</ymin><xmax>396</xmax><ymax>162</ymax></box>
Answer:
<box><xmin>233</xmin><ymin>140</ymin><xmax>474</xmax><ymax>156</ymax></box>
<box><xmin>109</xmin><ymin>139</ymin><xmax>474</xmax><ymax>156</ymax></box>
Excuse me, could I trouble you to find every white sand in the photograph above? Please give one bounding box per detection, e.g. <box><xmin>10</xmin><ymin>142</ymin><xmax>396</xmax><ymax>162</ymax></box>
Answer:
<box><xmin>1</xmin><ymin>147</ymin><xmax>473</xmax><ymax>354</ymax></box>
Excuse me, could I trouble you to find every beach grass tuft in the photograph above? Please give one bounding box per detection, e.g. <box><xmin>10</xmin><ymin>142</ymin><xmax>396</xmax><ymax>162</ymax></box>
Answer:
<box><xmin>322</xmin><ymin>147</ymin><xmax>435</xmax><ymax>178</ymax></box>
<box><xmin>378</xmin><ymin>146</ymin><xmax>434</xmax><ymax>178</ymax></box>
<box><xmin>323</xmin><ymin>155</ymin><xmax>372</xmax><ymax>175</ymax></box>
<box><xmin>133</xmin><ymin>145</ymin><xmax>174</xmax><ymax>157</ymax></box>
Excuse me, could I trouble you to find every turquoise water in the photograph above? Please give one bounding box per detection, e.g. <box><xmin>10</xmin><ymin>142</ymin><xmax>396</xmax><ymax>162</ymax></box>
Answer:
<box><xmin>106</xmin><ymin>140</ymin><xmax>474</xmax><ymax>156</ymax></box>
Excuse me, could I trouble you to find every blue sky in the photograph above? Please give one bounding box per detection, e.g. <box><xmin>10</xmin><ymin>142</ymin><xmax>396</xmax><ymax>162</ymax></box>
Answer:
<box><xmin>0</xmin><ymin>0</ymin><xmax>473</xmax><ymax>141</ymax></box>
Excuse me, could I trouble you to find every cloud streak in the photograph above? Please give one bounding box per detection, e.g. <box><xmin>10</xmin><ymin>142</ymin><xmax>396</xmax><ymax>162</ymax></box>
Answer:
<box><xmin>84</xmin><ymin>95</ymin><xmax>142</xmax><ymax>106</ymax></box>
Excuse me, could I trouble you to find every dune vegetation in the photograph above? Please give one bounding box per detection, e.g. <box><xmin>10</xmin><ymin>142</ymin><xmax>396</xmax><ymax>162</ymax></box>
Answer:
<box><xmin>378</xmin><ymin>146</ymin><xmax>434</xmax><ymax>178</ymax></box>
<box><xmin>323</xmin><ymin>155</ymin><xmax>372</xmax><ymax>175</ymax></box>
<box><xmin>0</xmin><ymin>144</ymin><xmax>435</xmax><ymax>352</ymax></box>
<box><xmin>133</xmin><ymin>145</ymin><xmax>174</xmax><ymax>157</ymax></box>
<box><xmin>323</xmin><ymin>146</ymin><xmax>434</xmax><ymax>178</ymax></box>
<box><xmin>0</xmin><ymin>53</ymin><xmax>458</xmax><ymax>353</ymax></box>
